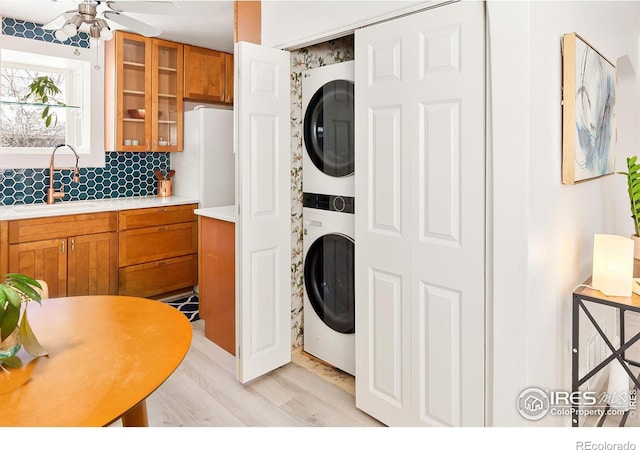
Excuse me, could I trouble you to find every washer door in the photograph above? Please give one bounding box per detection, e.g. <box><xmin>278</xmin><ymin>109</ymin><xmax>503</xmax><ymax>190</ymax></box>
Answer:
<box><xmin>303</xmin><ymin>79</ymin><xmax>355</xmax><ymax>177</ymax></box>
<box><xmin>304</xmin><ymin>233</ymin><xmax>355</xmax><ymax>334</ymax></box>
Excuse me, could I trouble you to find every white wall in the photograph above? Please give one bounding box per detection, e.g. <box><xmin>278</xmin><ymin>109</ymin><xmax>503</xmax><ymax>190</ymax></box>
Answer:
<box><xmin>261</xmin><ymin>0</ymin><xmax>434</xmax><ymax>49</ymax></box>
<box><xmin>489</xmin><ymin>0</ymin><xmax>640</xmax><ymax>426</ymax></box>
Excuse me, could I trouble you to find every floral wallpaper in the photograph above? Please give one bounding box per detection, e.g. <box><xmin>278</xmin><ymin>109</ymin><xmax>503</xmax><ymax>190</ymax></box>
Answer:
<box><xmin>290</xmin><ymin>36</ymin><xmax>354</xmax><ymax>347</ymax></box>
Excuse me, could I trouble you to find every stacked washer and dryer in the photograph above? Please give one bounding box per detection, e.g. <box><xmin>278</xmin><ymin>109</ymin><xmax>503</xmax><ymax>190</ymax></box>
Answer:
<box><xmin>302</xmin><ymin>61</ymin><xmax>356</xmax><ymax>376</ymax></box>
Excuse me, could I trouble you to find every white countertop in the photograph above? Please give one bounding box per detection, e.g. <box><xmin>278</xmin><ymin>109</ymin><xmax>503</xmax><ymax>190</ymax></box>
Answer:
<box><xmin>0</xmin><ymin>195</ymin><xmax>200</xmax><ymax>221</ymax></box>
<box><xmin>194</xmin><ymin>205</ymin><xmax>236</xmax><ymax>223</ymax></box>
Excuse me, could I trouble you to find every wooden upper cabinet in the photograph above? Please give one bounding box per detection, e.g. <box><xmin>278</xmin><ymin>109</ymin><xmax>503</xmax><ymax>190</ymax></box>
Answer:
<box><xmin>105</xmin><ymin>31</ymin><xmax>184</xmax><ymax>152</ymax></box>
<box><xmin>184</xmin><ymin>45</ymin><xmax>233</xmax><ymax>105</ymax></box>
<box><xmin>184</xmin><ymin>45</ymin><xmax>225</xmax><ymax>102</ymax></box>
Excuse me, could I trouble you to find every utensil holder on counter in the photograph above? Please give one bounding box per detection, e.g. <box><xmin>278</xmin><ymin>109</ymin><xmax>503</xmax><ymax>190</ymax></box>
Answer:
<box><xmin>158</xmin><ymin>180</ymin><xmax>172</xmax><ymax>197</ymax></box>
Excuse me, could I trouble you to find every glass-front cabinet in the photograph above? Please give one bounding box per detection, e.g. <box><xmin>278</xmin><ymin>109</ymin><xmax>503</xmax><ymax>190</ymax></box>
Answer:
<box><xmin>106</xmin><ymin>31</ymin><xmax>183</xmax><ymax>152</ymax></box>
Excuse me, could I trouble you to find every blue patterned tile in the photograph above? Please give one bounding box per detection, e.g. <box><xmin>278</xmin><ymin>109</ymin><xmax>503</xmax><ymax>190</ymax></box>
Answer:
<box><xmin>2</xmin><ymin>17</ymin><xmax>89</xmax><ymax>48</ymax></box>
<box><xmin>0</xmin><ymin>152</ymin><xmax>171</xmax><ymax>205</ymax></box>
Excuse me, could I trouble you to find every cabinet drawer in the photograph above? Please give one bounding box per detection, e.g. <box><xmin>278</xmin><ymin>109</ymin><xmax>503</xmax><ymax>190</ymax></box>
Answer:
<box><xmin>118</xmin><ymin>204</ymin><xmax>196</xmax><ymax>230</ymax></box>
<box><xmin>118</xmin><ymin>254</ymin><xmax>197</xmax><ymax>298</ymax></box>
<box><xmin>8</xmin><ymin>212</ymin><xmax>117</xmax><ymax>244</ymax></box>
<box><xmin>119</xmin><ymin>222</ymin><xmax>197</xmax><ymax>266</ymax></box>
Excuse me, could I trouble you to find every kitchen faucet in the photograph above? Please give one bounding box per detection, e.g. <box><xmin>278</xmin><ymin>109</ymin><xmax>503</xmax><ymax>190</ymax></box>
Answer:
<box><xmin>47</xmin><ymin>144</ymin><xmax>80</xmax><ymax>204</ymax></box>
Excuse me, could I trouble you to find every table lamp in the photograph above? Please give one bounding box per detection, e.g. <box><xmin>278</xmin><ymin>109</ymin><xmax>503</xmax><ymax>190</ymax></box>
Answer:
<box><xmin>592</xmin><ymin>234</ymin><xmax>634</xmax><ymax>297</ymax></box>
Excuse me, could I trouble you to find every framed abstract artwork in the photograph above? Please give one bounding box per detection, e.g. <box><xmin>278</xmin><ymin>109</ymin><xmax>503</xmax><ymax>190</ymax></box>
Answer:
<box><xmin>562</xmin><ymin>32</ymin><xmax>616</xmax><ymax>184</ymax></box>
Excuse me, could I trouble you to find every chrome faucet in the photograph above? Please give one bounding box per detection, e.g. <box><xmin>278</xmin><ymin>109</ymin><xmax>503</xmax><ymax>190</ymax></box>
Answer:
<box><xmin>47</xmin><ymin>144</ymin><xmax>80</xmax><ymax>204</ymax></box>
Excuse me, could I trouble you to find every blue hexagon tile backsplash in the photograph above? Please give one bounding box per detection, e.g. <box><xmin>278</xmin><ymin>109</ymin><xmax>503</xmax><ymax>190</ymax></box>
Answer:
<box><xmin>1</xmin><ymin>17</ymin><xmax>171</xmax><ymax>206</ymax></box>
<box><xmin>0</xmin><ymin>152</ymin><xmax>171</xmax><ymax>206</ymax></box>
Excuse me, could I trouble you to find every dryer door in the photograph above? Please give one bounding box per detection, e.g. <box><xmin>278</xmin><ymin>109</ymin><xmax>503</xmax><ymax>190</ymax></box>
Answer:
<box><xmin>303</xmin><ymin>80</ymin><xmax>355</xmax><ymax>177</ymax></box>
<box><xmin>304</xmin><ymin>233</ymin><xmax>355</xmax><ymax>333</ymax></box>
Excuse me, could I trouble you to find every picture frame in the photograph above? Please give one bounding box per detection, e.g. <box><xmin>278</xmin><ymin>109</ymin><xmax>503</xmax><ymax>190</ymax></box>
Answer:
<box><xmin>562</xmin><ymin>32</ymin><xmax>616</xmax><ymax>185</ymax></box>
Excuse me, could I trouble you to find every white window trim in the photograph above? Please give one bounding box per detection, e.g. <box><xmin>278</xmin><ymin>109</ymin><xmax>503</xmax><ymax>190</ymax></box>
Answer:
<box><xmin>0</xmin><ymin>34</ymin><xmax>105</xmax><ymax>168</ymax></box>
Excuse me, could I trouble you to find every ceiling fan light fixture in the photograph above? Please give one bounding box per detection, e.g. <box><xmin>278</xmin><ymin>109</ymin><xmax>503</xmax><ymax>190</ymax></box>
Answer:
<box><xmin>46</xmin><ymin>1</ymin><xmax>173</xmax><ymax>42</ymax></box>
<box><xmin>61</xmin><ymin>14</ymin><xmax>83</xmax><ymax>38</ymax></box>
<box><xmin>89</xmin><ymin>23</ymin><xmax>101</xmax><ymax>39</ymax></box>
<box><xmin>97</xmin><ymin>19</ymin><xmax>113</xmax><ymax>41</ymax></box>
<box><xmin>54</xmin><ymin>28</ymin><xmax>69</xmax><ymax>42</ymax></box>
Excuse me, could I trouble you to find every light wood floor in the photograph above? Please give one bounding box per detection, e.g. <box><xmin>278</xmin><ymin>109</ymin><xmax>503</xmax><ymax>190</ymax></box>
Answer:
<box><xmin>138</xmin><ymin>320</ymin><xmax>383</xmax><ymax>427</ymax></box>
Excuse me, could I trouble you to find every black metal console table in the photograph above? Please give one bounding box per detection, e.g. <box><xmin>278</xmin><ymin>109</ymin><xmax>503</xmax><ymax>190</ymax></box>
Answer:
<box><xmin>572</xmin><ymin>283</ymin><xmax>640</xmax><ymax>427</ymax></box>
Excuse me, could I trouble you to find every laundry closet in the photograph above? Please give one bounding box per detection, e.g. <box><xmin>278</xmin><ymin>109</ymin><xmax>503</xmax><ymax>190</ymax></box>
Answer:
<box><xmin>233</xmin><ymin>0</ymin><xmax>486</xmax><ymax>427</ymax></box>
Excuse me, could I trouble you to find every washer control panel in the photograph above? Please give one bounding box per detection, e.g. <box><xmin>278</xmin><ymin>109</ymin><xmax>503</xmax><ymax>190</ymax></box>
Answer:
<box><xmin>303</xmin><ymin>192</ymin><xmax>354</xmax><ymax>214</ymax></box>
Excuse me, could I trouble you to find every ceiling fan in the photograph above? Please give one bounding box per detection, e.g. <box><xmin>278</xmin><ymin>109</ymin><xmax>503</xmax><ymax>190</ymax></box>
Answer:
<box><xmin>42</xmin><ymin>0</ymin><xmax>180</xmax><ymax>42</ymax></box>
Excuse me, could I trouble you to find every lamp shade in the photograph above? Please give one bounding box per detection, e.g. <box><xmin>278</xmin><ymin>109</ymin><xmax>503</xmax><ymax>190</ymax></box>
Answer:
<box><xmin>592</xmin><ymin>234</ymin><xmax>634</xmax><ymax>297</ymax></box>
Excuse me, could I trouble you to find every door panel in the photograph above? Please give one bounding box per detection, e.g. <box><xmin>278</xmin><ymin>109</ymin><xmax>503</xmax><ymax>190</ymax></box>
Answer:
<box><xmin>68</xmin><ymin>232</ymin><xmax>118</xmax><ymax>296</ymax></box>
<box><xmin>9</xmin><ymin>239</ymin><xmax>67</xmax><ymax>298</ymax></box>
<box><xmin>355</xmin><ymin>1</ymin><xmax>485</xmax><ymax>426</ymax></box>
<box><xmin>236</xmin><ymin>41</ymin><xmax>291</xmax><ymax>383</ymax></box>
<box><xmin>355</xmin><ymin>13</ymin><xmax>413</xmax><ymax>427</ymax></box>
<box><xmin>369</xmin><ymin>269</ymin><xmax>405</xmax><ymax>406</ymax></box>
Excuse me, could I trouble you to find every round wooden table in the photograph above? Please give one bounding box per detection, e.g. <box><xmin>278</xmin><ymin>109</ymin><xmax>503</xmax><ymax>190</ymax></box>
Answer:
<box><xmin>0</xmin><ymin>296</ymin><xmax>192</xmax><ymax>427</ymax></box>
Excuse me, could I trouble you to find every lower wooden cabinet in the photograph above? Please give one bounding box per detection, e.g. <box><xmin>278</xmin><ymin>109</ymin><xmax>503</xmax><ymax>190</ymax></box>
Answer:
<box><xmin>5</xmin><ymin>204</ymin><xmax>198</xmax><ymax>300</ymax></box>
<box><xmin>67</xmin><ymin>232</ymin><xmax>118</xmax><ymax>296</ymax></box>
<box><xmin>9</xmin><ymin>238</ymin><xmax>68</xmax><ymax>298</ymax></box>
<box><xmin>7</xmin><ymin>212</ymin><xmax>118</xmax><ymax>298</ymax></box>
<box><xmin>117</xmin><ymin>203</ymin><xmax>198</xmax><ymax>298</ymax></box>
<box><xmin>199</xmin><ymin>216</ymin><xmax>235</xmax><ymax>355</ymax></box>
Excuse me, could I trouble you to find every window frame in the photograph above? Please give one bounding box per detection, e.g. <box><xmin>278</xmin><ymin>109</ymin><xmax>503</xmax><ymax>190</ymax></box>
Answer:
<box><xmin>0</xmin><ymin>34</ymin><xmax>105</xmax><ymax>169</ymax></box>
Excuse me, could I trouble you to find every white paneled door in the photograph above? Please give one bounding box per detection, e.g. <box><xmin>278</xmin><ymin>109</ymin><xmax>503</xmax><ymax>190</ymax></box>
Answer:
<box><xmin>355</xmin><ymin>1</ymin><xmax>485</xmax><ymax>426</ymax></box>
<box><xmin>235</xmin><ymin>42</ymin><xmax>292</xmax><ymax>384</ymax></box>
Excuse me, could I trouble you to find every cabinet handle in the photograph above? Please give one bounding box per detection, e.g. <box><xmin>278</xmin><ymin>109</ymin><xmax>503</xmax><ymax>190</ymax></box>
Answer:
<box><xmin>158</xmin><ymin>226</ymin><xmax>169</xmax><ymax>231</ymax></box>
<box><xmin>157</xmin><ymin>261</ymin><xmax>167</xmax><ymax>266</ymax></box>
<box><xmin>71</xmin><ymin>238</ymin><xmax>75</xmax><ymax>253</ymax></box>
<box><xmin>153</xmin><ymin>140</ymin><xmax>157</xmax><ymax>151</ymax></box>
<box><xmin>61</xmin><ymin>240</ymin><xmax>65</xmax><ymax>254</ymax></box>
<box><xmin>146</xmin><ymin>140</ymin><xmax>150</xmax><ymax>151</ymax></box>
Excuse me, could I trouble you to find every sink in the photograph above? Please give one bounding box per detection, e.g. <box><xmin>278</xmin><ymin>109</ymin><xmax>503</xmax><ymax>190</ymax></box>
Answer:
<box><xmin>13</xmin><ymin>201</ymin><xmax>97</xmax><ymax>214</ymax></box>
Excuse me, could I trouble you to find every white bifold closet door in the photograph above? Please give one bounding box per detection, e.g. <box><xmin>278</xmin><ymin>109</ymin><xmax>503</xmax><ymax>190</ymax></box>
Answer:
<box><xmin>355</xmin><ymin>1</ymin><xmax>485</xmax><ymax>426</ymax></box>
<box><xmin>235</xmin><ymin>41</ymin><xmax>292</xmax><ymax>384</ymax></box>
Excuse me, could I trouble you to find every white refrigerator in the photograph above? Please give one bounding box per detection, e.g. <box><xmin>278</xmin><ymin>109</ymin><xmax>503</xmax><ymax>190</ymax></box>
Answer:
<box><xmin>171</xmin><ymin>107</ymin><xmax>235</xmax><ymax>208</ymax></box>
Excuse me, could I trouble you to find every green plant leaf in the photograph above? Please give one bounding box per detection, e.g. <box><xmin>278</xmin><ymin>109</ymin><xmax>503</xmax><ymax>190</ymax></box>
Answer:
<box><xmin>623</xmin><ymin>156</ymin><xmax>640</xmax><ymax>236</ymax></box>
<box><xmin>1</xmin><ymin>285</ymin><xmax>20</xmax><ymax>309</ymax></box>
<box><xmin>0</xmin><ymin>303</ymin><xmax>20</xmax><ymax>341</ymax></box>
<box><xmin>0</xmin><ymin>356</ymin><xmax>22</xmax><ymax>368</ymax></box>
<box><xmin>3</xmin><ymin>274</ymin><xmax>41</xmax><ymax>290</ymax></box>
<box><xmin>0</xmin><ymin>288</ymin><xmax>5</xmax><ymax>311</ymax></box>
<box><xmin>4</xmin><ymin>280</ymin><xmax>40</xmax><ymax>303</ymax></box>
<box><xmin>20</xmin><ymin>308</ymin><xmax>47</xmax><ymax>358</ymax></box>
<box><xmin>45</xmin><ymin>115</ymin><xmax>52</xmax><ymax>128</ymax></box>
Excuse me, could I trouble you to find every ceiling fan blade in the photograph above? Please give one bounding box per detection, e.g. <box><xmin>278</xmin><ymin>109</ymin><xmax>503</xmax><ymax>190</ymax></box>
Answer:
<box><xmin>106</xmin><ymin>1</ymin><xmax>180</xmax><ymax>15</ymax></box>
<box><xmin>103</xmin><ymin>11</ymin><xmax>161</xmax><ymax>37</ymax></box>
<box><xmin>41</xmin><ymin>10</ymin><xmax>76</xmax><ymax>30</ymax></box>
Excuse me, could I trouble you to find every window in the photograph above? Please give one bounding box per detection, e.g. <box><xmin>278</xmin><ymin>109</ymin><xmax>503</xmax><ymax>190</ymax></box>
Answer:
<box><xmin>0</xmin><ymin>35</ymin><xmax>104</xmax><ymax>168</ymax></box>
<box><xmin>2</xmin><ymin>60</ymin><xmax>75</xmax><ymax>150</ymax></box>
